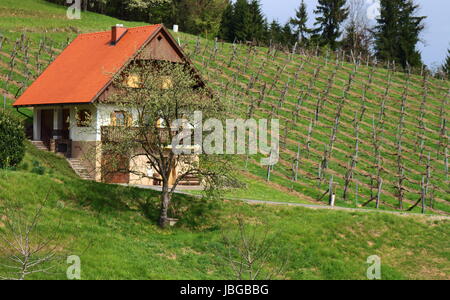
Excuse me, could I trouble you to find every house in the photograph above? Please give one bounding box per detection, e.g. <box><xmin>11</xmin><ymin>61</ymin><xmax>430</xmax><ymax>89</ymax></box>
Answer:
<box><xmin>13</xmin><ymin>24</ymin><xmax>202</xmax><ymax>186</ymax></box>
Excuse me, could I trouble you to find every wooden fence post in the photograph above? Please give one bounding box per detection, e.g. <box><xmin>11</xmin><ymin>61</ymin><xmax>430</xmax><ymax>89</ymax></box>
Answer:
<box><xmin>328</xmin><ymin>175</ymin><xmax>335</xmax><ymax>206</ymax></box>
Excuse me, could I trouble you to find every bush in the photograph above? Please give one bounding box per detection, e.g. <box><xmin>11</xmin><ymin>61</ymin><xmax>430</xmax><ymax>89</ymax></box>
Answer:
<box><xmin>0</xmin><ymin>110</ymin><xmax>26</xmax><ymax>169</ymax></box>
<box><xmin>31</xmin><ymin>160</ymin><xmax>45</xmax><ymax>175</ymax></box>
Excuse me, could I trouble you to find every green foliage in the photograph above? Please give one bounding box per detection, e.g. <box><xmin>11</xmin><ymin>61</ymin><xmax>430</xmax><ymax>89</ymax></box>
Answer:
<box><xmin>219</xmin><ymin>0</ymin><xmax>268</xmax><ymax>43</ymax></box>
<box><xmin>312</xmin><ymin>0</ymin><xmax>349</xmax><ymax>50</ymax></box>
<box><xmin>290</xmin><ymin>0</ymin><xmax>311</xmax><ymax>44</ymax></box>
<box><xmin>0</xmin><ymin>110</ymin><xmax>25</xmax><ymax>169</ymax></box>
<box><xmin>219</xmin><ymin>1</ymin><xmax>235</xmax><ymax>41</ymax></box>
<box><xmin>171</xmin><ymin>0</ymin><xmax>229</xmax><ymax>38</ymax></box>
<box><xmin>31</xmin><ymin>160</ymin><xmax>46</xmax><ymax>175</ymax></box>
<box><xmin>341</xmin><ymin>19</ymin><xmax>371</xmax><ymax>57</ymax></box>
<box><xmin>45</xmin><ymin>0</ymin><xmax>227</xmax><ymax>38</ymax></box>
<box><xmin>231</xmin><ymin>0</ymin><xmax>252</xmax><ymax>41</ymax></box>
<box><xmin>443</xmin><ymin>49</ymin><xmax>450</xmax><ymax>76</ymax></box>
<box><xmin>374</xmin><ymin>0</ymin><xmax>426</xmax><ymax>68</ymax></box>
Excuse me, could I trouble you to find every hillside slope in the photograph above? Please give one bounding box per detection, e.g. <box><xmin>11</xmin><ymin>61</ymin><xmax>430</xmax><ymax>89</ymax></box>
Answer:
<box><xmin>0</xmin><ymin>0</ymin><xmax>448</xmax><ymax>215</ymax></box>
<box><xmin>1</xmin><ymin>164</ymin><xmax>449</xmax><ymax>280</ymax></box>
<box><xmin>176</xmin><ymin>33</ymin><xmax>450</xmax><ymax>214</ymax></box>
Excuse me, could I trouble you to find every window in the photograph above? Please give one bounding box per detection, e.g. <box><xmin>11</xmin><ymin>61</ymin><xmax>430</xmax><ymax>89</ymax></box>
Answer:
<box><xmin>125</xmin><ymin>73</ymin><xmax>140</xmax><ymax>88</ymax></box>
<box><xmin>111</xmin><ymin>111</ymin><xmax>132</xmax><ymax>127</ymax></box>
<box><xmin>160</xmin><ymin>76</ymin><xmax>173</xmax><ymax>89</ymax></box>
<box><xmin>76</xmin><ymin>110</ymin><xmax>92</xmax><ymax>127</ymax></box>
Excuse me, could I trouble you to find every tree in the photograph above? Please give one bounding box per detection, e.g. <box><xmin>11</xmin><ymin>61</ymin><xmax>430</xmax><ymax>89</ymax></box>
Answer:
<box><xmin>219</xmin><ymin>1</ymin><xmax>235</xmax><ymax>41</ymax></box>
<box><xmin>219</xmin><ymin>0</ymin><xmax>268</xmax><ymax>43</ymax></box>
<box><xmin>170</xmin><ymin>0</ymin><xmax>228</xmax><ymax>38</ymax></box>
<box><xmin>290</xmin><ymin>0</ymin><xmax>311</xmax><ymax>44</ymax></box>
<box><xmin>219</xmin><ymin>216</ymin><xmax>289</xmax><ymax>280</ymax></box>
<box><xmin>341</xmin><ymin>0</ymin><xmax>372</xmax><ymax>57</ymax></box>
<box><xmin>0</xmin><ymin>196</ymin><xmax>63</xmax><ymax>280</ymax></box>
<box><xmin>342</xmin><ymin>19</ymin><xmax>371</xmax><ymax>58</ymax></box>
<box><xmin>268</xmin><ymin>20</ymin><xmax>283</xmax><ymax>45</ymax></box>
<box><xmin>312</xmin><ymin>0</ymin><xmax>349</xmax><ymax>50</ymax></box>
<box><xmin>442</xmin><ymin>48</ymin><xmax>450</xmax><ymax>76</ymax></box>
<box><xmin>374</xmin><ymin>0</ymin><xmax>426</xmax><ymax>68</ymax></box>
<box><xmin>103</xmin><ymin>61</ymin><xmax>238</xmax><ymax>228</ymax></box>
<box><xmin>0</xmin><ymin>110</ymin><xmax>25</xmax><ymax>169</ymax></box>
<box><xmin>281</xmin><ymin>23</ymin><xmax>296</xmax><ymax>46</ymax></box>
<box><xmin>248</xmin><ymin>0</ymin><xmax>267</xmax><ymax>42</ymax></box>
<box><xmin>232</xmin><ymin>0</ymin><xmax>252</xmax><ymax>41</ymax></box>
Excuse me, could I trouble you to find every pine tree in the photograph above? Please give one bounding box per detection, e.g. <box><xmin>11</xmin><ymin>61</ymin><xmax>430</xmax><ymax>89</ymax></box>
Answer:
<box><xmin>312</xmin><ymin>0</ymin><xmax>349</xmax><ymax>50</ymax></box>
<box><xmin>248</xmin><ymin>0</ymin><xmax>267</xmax><ymax>42</ymax></box>
<box><xmin>281</xmin><ymin>23</ymin><xmax>295</xmax><ymax>46</ymax></box>
<box><xmin>290</xmin><ymin>0</ymin><xmax>311</xmax><ymax>44</ymax></box>
<box><xmin>232</xmin><ymin>0</ymin><xmax>252</xmax><ymax>41</ymax></box>
<box><xmin>269</xmin><ymin>20</ymin><xmax>283</xmax><ymax>44</ymax></box>
<box><xmin>444</xmin><ymin>49</ymin><xmax>450</xmax><ymax>76</ymax></box>
<box><xmin>219</xmin><ymin>1</ymin><xmax>235</xmax><ymax>41</ymax></box>
<box><xmin>374</xmin><ymin>0</ymin><xmax>426</xmax><ymax>68</ymax></box>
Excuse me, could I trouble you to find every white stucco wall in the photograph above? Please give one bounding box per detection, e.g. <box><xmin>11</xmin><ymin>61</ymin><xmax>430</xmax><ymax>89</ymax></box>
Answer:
<box><xmin>68</xmin><ymin>104</ymin><xmax>98</xmax><ymax>142</ymax></box>
<box><xmin>33</xmin><ymin>104</ymin><xmax>139</xmax><ymax>143</ymax></box>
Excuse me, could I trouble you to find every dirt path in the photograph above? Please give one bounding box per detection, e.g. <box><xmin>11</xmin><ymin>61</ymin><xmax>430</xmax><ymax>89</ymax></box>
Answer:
<box><xmin>129</xmin><ymin>184</ymin><xmax>450</xmax><ymax>221</ymax></box>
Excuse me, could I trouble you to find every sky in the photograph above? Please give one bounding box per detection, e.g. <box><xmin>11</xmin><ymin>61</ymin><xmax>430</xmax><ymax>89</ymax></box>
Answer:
<box><xmin>258</xmin><ymin>0</ymin><xmax>450</xmax><ymax>68</ymax></box>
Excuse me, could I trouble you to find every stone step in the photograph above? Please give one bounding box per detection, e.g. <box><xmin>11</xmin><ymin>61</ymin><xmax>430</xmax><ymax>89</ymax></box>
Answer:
<box><xmin>67</xmin><ymin>158</ymin><xmax>95</xmax><ymax>181</ymax></box>
<box><xmin>30</xmin><ymin>140</ymin><xmax>49</xmax><ymax>151</ymax></box>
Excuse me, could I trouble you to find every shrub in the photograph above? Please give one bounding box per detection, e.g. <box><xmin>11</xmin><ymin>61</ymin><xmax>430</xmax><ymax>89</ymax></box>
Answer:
<box><xmin>0</xmin><ymin>110</ymin><xmax>25</xmax><ymax>169</ymax></box>
<box><xmin>31</xmin><ymin>160</ymin><xmax>45</xmax><ymax>175</ymax></box>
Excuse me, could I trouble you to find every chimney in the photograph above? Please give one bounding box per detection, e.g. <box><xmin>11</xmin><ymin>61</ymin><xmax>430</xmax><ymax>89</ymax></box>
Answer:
<box><xmin>111</xmin><ymin>24</ymin><xmax>127</xmax><ymax>45</ymax></box>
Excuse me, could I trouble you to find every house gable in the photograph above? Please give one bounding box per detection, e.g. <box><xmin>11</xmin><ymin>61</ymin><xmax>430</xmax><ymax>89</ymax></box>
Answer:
<box><xmin>137</xmin><ymin>29</ymin><xmax>184</xmax><ymax>63</ymax></box>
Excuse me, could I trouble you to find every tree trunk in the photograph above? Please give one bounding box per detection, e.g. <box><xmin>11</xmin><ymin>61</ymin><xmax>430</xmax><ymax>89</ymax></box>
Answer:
<box><xmin>159</xmin><ymin>180</ymin><xmax>171</xmax><ymax>228</ymax></box>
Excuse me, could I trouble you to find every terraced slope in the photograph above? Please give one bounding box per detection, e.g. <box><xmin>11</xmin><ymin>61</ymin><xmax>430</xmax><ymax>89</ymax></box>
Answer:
<box><xmin>0</xmin><ymin>0</ymin><xmax>448</xmax><ymax>214</ymax></box>
<box><xmin>176</xmin><ymin>34</ymin><xmax>450</xmax><ymax>214</ymax></box>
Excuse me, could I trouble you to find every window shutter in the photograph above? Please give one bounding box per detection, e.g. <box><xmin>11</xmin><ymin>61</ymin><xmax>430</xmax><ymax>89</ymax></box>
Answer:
<box><xmin>126</xmin><ymin>112</ymin><xmax>132</xmax><ymax>127</ymax></box>
<box><xmin>110</xmin><ymin>112</ymin><xmax>116</xmax><ymax>126</ymax></box>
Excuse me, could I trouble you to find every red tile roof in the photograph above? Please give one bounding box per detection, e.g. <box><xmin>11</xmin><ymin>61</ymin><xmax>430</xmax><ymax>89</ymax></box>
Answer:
<box><xmin>13</xmin><ymin>24</ymin><xmax>162</xmax><ymax>107</ymax></box>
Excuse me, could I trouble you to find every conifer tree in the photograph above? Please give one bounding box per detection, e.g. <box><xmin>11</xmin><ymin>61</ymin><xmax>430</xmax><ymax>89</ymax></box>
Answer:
<box><xmin>443</xmin><ymin>48</ymin><xmax>450</xmax><ymax>76</ymax></box>
<box><xmin>232</xmin><ymin>0</ymin><xmax>252</xmax><ymax>41</ymax></box>
<box><xmin>341</xmin><ymin>19</ymin><xmax>371</xmax><ymax>57</ymax></box>
<box><xmin>374</xmin><ymin>0</ymin><xmax>426</xmax><ymax>68</ymax></box>
<box><xmin>290</xmin><ymin>0</ymin><xmax>311</xmax><ymax>44</ymax></box>
<box><xmin>219</xmin><ymin>1</ymin><xmax>235</xmax><ymax>41</ymax></box>
<box><xmin>282</xmin><ymin>23</ymin><xmax>295</xmax><ymax>46</ymax></box>
<box><xmin>248</xmin><ymin>0</ymin><xmax>267</xmax><ymax>42</ymax></box>
<box><xmin>312</xmin><ymin>0</ymin><xmax>349</xmax><ymax>50</ymax></box>
<box><xmin>269</xmin><ymin>20</ymin><xmax>283</xmax><ymax>44</ymax></box>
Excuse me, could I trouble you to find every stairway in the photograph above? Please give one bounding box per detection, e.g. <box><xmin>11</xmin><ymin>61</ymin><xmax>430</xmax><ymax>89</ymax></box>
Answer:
<box><xmin>67</xmin><ymin>158</ymin><xmax>95</xmax><ymax>181</ymax></box>
<box><xmin>30</xmin><ymin>140</ymin><xmax>95</xmax><ymax>181</ymax></box>
<box><xmin>31</xmin><ymin>140</ymin><xmax>49</xmax><ymax>151</ymax></box>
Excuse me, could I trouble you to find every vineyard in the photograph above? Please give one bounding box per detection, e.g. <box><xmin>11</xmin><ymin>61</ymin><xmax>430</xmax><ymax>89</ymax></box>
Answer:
<box><xmin>0</xmin><ymin>0</ymin><xmax>449</xmax><ymax>215</ymax></box>
<box><xmin>177</xmin><ymin>34</ymin><xmax>450</xmax><ymax>215</ymax></box>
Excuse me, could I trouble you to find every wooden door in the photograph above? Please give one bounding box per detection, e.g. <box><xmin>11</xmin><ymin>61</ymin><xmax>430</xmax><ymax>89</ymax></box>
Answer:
<box><xmin>101</xmin><ymin>152</ymin><xmax>130</xmax><ymax>184</ymax></box>
<box><xmin>40</xmin><ymin>110</ymin><xmax>54</xmax><ymax>147</ymax></box>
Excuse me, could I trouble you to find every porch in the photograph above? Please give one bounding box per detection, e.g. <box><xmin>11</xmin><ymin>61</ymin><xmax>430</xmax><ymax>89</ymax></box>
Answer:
<box><xmin>33</xmin><ymin>107</ymin><xmax>72</xmax><ymax>157</ymax></box>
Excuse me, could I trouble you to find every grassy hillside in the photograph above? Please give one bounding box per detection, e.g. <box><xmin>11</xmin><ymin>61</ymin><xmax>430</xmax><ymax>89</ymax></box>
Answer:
<box><xmin>1</xmin><ymin>160</ymin><xmax>449</xmax><ymax>280</ymax></box>
<box><xmin>0</xmin><ymin>0</ymin><xmax>449</xmax><ymax>280</ymax></box>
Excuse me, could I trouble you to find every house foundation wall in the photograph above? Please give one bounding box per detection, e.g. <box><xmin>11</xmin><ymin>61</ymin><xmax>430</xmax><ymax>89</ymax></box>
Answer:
<box><xmin>72</xmin><ymin>141</ymin><xmax>101</xmax><ymax>181</ymax></box>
